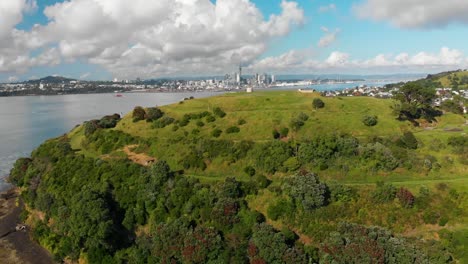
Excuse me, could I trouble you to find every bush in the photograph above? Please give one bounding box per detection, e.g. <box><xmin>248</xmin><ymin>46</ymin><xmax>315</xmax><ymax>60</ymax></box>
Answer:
<box><xmin>267</xmin><ymin>199</ymin><xmax>294</xmax><ymax>221</ymax></box>
<box><xmin>206</xmin><ymin>116</ymin><xmax>216</xmax><ymax>123</ymax></box>
<box><xmin>280</xmin><ymin>127</ymin><xmax>289</xmax><ymax>138</ymax></box>
<box><xmin>84</xmin><ymin>121</ymin><xmax>99</xmax><ymax>137</ymax></box>
<box><xmin>226</xmin><ymin>126</ymin><xmax>240</xmax><ymax>134</ymax></box>
<box><xmin>152</xmin><ymin>116</ymin><xmax>175</xmax><ymax>129</ymax></box>
<box><xmin>238</xmin><ymin>119</ymin><xmax>247</xmax><ymax>125</ymax></box>
<box><xmin>196</xmin><ymin>121</ymin><xmax>205</xmax><ymax>127</ymax></box>
<box><xmin>211</xmin><ymin>129</ymin><xmax>222</xmax><ymax>138</ymax></box>
<box><xmin>312</xmin><ymin>98</ymin><xmax>325</xmax><ymax>109</ymax></box>
<box><xmin>397</xmin><ymin>132</ymin><xmax>418</xmax><ymax>149</ymax></box>
<box><xmin>145</xmin><ymin>107</ymin><xmax>164</xmax><ymax>121</ymax></box>
<box><xmin>132</xmin><ymin>106</ymin><xmax>146</xmax><ymax>122</ymax></box>
<box><xmin>290</xmin><ymin>119</ymin><xmax>305</xmax><ymax>132</ymax></box>
<box><xmin>396</xmin><ymin>187</ymin><xmax>415</xmax><ymax>208</ymax></box>
<box><xmin>244</xmin><ymin>166</ymin><xmax>256</xmax><ymax>176</ymax></box>
<box><xmin>213</xmin><ymin>107</ymin><xmax>226</xmax><ymax>118</ymax></box>
<box><xmin>372</xmin><ymin>182</ymin><xmax>397</xmax><ymax>203</ymax></box>
<box><xmin>362</xmin><ymin>115</ymin><xmax>378</xmax><ymax>126</ymax></box>
<box><xmin>272</xmin><ymin>129</ymin><xmax>281</xmax><ymax>139</ymax></box>
<box><xmin>283</xmin><ymin>157</ymin><xmax>301</xmax><ymax>172</ymax></box>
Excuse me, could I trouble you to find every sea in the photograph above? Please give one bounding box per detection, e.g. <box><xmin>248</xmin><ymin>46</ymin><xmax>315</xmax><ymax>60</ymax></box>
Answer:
<box><xmin>0</xmin><ymin>79</ymin><xmax>402</xmax><ymax>192</ymax></box>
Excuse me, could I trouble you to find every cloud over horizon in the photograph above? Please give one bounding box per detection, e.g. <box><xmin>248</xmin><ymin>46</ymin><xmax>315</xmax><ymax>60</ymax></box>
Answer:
<box><xmin>354</xmin><ymin>0</ymin><xmax>468</xmax><ymax>29</ymax></box>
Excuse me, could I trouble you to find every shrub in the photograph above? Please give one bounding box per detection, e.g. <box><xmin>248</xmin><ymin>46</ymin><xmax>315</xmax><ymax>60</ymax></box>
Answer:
<box><xmin>244</xmin><ymin>166</ymin><xmax>256</xmax><ymax>176</ymax></box>
<box><xmin>172</xmin><ymin>125</ymin><xmax>179</xmax><ymax>132</ymax></box>
<box><xmin>312</xmin><ymin>98</ymin><xmax>325</xmax><ymax>109</ymax></box>
<box><xmin>280</xmin><ymin>127</ymin><xmax>289</xmax><ymax>138</ymax></box>
<box><xmin>290</xmin><ymin>118</ymin><xmax>305</xmax><ymax>132</ymax></box>
<box><xmin>226</xmin><ymin>126</ymin><xmax>240</xmax><ymax>134</ymax></box>
<box><xmin>132</xmin><ymin>106</ymin><xmax>146</xmax><ymax>122</ymax></box>
<box><xmin>191</xmin><ymin>128</ymin><xmax>200</xmax><ymax>135</ymax></box>
<box><xmin>211</xmin><ymin>129</ymin><xmax>222</xmax><ymax>138</ymax></box>
<box><xmin>206</xmin><ymin>115</ymin><xmax>216</xmax><ymax>123</ymax></box>
<box><xmin>396</xmin><ymin>188</ymin><xmax>415</xmax><ymax>208</ymax></box>
<box><xmin>98</xmin><ymin>114</ymin><xmax>121</xmax><ymax>128</ymax></box>
<box><xmin>272</xmin><ymin>129</ymin><xmax>281</xmax><ymax>139</ymax></box>
<box><xmin>297</xmin><ymin>112</ymin><xmax>309</xmax><ymax>122</ymax></box>
<box><xmin>371</xmin><ymin>182</ymin><xmax>397</xmax><ymax>203</ymax></box>
<box><xmin>213</xmin><ymin>107</ymin><xmax>226</xmax><ymax>118</ymax></box>
<box><xmin>283</xmin><ymin>157</ymin><xmax>301</xmax><ymax>172</ymax></box>
<box><xmin>152</xmin><ymin>116</ymin><xmax>175</xmax><ymax>129</ymax></box>
<box><xmin>238</xmin><ymin>119</ymin><xmax>247</xmax><ymax>125</ymax></box>
<box><xmin>267</xmin><ymin>199</ymin><xmax>294</xmax><ymax>221</ymax></box>
<box><xmin>145</xmin><ymin>107</ymin><xmax>164</xmax><ymax>121</ymax></box>
<box><xmin>196</xmin><ymin>121</ymin><xmax>205</xmax><ymax>127</ymax></box>
<box><xmin>84</xmin><ymin>121</ymin><xmax>99</xmax><ymax>137</ymax></box>
<box><xmin>397</xmin><ymin>132</ymin><xmax>418</xmax><ymax>149</ymax></box>
<box><xmin>362</xmin><ymin>115</ymin><xmax>378</xmax><ymax>126</ymax></box>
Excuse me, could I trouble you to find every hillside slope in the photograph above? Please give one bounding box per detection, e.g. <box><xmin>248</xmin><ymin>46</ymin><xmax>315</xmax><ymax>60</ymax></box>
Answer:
<box><xmin>9</xmin><ymin>90</ymin><xmax>468</xmax><ymax>263</ymax></box>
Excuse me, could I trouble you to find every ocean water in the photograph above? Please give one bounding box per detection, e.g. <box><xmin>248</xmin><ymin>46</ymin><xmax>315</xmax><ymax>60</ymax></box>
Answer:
<box><xmin>0</xmin><ymin>92</ymin><xmax>217</xmax><ymax>192</ymax></box>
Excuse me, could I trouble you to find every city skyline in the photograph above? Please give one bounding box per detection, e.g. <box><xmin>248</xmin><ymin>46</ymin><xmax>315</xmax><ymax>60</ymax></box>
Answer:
<box><xmin>1</xmin><ymin>0</ymin><xmax>468</xmax><ymax>82</ymax></box>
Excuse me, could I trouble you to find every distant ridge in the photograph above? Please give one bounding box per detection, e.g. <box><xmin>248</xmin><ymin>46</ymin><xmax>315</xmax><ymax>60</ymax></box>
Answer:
<box><xmin>26</xmin><ymin>76</ymin><xmax>77</xmax><ymax>84</ymax></box>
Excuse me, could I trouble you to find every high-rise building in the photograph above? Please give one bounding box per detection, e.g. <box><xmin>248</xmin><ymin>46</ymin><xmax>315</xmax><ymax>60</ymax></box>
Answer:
<box><xmin>271</xmin><ymin>74</ymin><xmax>276</xmax><ymax>83</ymax></box>
<box><xmin>238</xmin><ymin>65</ymin><xmax>242</xmax><ymax>85</ymax></box>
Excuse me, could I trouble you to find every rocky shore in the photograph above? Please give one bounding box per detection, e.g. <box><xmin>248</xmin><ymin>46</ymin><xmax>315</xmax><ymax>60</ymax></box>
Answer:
<box><xmin>0</xmin><ymin>187</ymin><xmax>54</xmax><ymax>264</ymax></box>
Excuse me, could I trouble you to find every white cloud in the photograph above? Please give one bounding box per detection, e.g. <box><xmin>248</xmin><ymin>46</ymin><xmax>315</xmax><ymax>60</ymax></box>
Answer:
<box><xmin>0</xmin><ymin>0</ymin><xmax>305</xmax><ymax>78</ymax></box>
<box><xmin>318</xmin><ymin>27</ymin><xmax>340</xmax><ymax>48</ymax></box>
<box><xmin>80</xmin><ymin>72</ymin><xmax>91</xmax><ymax>79</ymax></box>
<box><xmin>318</xmin><ymin>4</ymin><xmax>336</xmax><ymax>13</ymax></box>
<box><xmin>249</xmin><ymin>47</ymin><xmax>468</xmax><ymax>73</ymax></box>
<box><xmin>8</xmin><ymin>76</ymin><xmax>19</xmax><ymax>82</ymax></box>
<box><xmin>354</xmin><ymin>0</ymin><xmax>468</xmax><ymax>29</ymax></box>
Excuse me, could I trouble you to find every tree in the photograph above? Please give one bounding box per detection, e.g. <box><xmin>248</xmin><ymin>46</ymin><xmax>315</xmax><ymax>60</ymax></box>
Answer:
<box><xmin>312</xmin><ymin>98</ymin><xmax>325</xmax><ymax>109</ymax></box>
<box><xmin>393</xmin><ymin>82</ymin><xmax>438</xmax><ymax>121</ymax></box>
<box><xmin>285</xmin><ymin>172</ymin><xmax>327</xmax><ymax>211</ymax></box>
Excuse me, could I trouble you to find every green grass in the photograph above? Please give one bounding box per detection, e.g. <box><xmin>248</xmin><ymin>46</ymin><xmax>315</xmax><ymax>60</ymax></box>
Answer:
<box><xmin>116</xmin><ymin>91</ymin><xmax>413</xmax><ymax>141</ymax></box>
<box><xmin>436</xmin><ymin>71</ymin><xmax>468</xmax><ymax>88</ymax></box>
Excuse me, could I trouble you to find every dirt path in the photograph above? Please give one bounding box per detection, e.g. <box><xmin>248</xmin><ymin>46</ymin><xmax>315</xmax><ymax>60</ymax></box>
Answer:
<box><xmin>0</xmin><ymin>188</ymin><xmax>54</xmax><ymax>264</ymax></box>
<box><xmin>122</xmin><ymin>145</ymin><xmax>156</xmax><ymax>166</ymax></box>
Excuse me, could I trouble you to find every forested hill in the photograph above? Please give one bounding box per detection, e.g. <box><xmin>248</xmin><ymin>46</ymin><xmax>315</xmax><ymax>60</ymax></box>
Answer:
<box><xmin>9</xmin><ymin>88</ymin><xmax>468</xmax><ymax>263</ymax></box>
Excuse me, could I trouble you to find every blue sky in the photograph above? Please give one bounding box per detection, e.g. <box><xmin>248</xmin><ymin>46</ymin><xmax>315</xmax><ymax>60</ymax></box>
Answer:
<box><xmin>1</xmin><ymin>0</ymin><xmax>468</xmax><ymax>81</ymax></box>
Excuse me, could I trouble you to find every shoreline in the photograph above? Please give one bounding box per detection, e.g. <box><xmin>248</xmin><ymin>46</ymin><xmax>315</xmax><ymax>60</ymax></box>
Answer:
<box><xmin>0</xmin><ymin>187</ymin><xmax>54</xmax><ymax>264</ymax></box>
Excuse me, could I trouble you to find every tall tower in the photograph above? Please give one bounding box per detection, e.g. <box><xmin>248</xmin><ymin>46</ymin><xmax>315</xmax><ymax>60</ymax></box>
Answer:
<box><xmin>238</xmin><ymin>65</ymin><xmax>242</xmax><ymax>85</ymax></box>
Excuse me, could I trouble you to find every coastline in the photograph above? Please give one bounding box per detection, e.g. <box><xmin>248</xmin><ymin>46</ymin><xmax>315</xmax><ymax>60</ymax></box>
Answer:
<box><xmin>0</xmin><ymin>187</ymin><xmax>54</xmax><ymax>264</ymax></box>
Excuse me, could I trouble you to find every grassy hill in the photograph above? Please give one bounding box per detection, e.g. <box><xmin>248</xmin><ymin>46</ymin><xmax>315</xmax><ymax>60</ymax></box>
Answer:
<box><xmin>433</xmin><ymin>70</ymin><xmax>468</xmax><ymax>89</ymax></box>
<box><xmin>12</xmin><ymin>90</ymin><xmax>468</xmax><ymax>263</ymax></box>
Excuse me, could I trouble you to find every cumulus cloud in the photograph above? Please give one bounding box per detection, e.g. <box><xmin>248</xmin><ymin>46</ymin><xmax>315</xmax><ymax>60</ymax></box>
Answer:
<box><xmin>318</xmin><ymin>4</ymin><xmax>336</xmax><ymax>13</ymax></box>
<box><xmin>249</xmin><ymin>47</ymin><xmax>468</xmax><ymax>73</ymax></box>
<box><xmin>318</xmin><ymin>27</ymin><xmax>340</xmax><ymax>48</ymax></box>
<box><xmin>0</xmin><ymin>0</ymin><xmax>305</xmax><ymax>78</ymax></box>
<box><xmin>354</xmin><ymin>0</ymin><xmax>468</xmax><ymax>29</ymax></box>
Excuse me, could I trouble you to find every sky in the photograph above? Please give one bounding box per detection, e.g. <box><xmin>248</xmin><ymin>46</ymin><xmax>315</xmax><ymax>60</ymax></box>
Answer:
<box><xmin>1</xmin><ymin>0</ymin><xmax>468</xmax><ymax>82</ymax></box>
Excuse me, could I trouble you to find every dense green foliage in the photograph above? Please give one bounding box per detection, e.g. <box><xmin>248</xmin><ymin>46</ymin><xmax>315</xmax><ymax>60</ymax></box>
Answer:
<box><xmin>393</xmin><ymin>82</ymin><xmax>440</xmax><ymax>122</ymax></box>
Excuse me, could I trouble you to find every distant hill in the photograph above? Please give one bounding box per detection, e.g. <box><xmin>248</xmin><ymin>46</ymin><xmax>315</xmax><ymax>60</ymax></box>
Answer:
<box><xmin>427</xmin><ymin>69</ymin><xmax>468</xmax><ymax>89</ymax></box>
<box><xmin>26</xmin><ymin>76</ymin><xmax>77</xmax><ymax>84</ymax></box>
